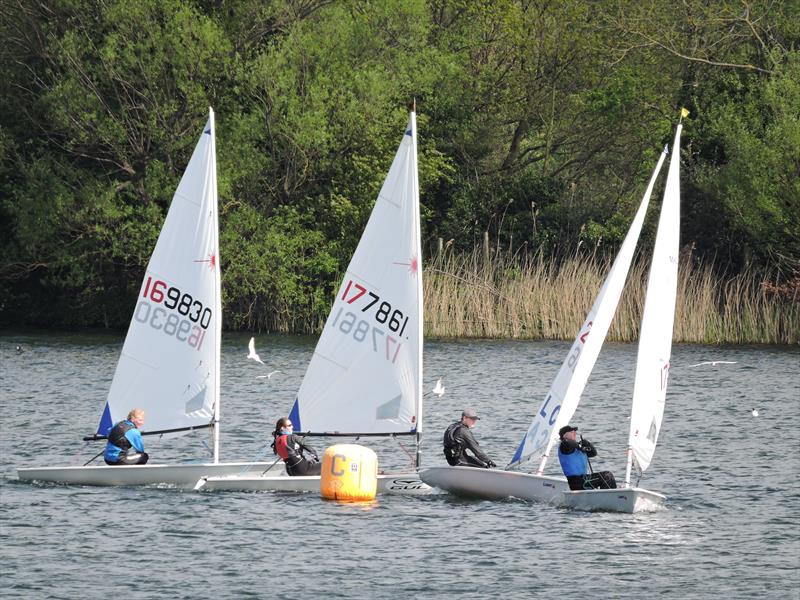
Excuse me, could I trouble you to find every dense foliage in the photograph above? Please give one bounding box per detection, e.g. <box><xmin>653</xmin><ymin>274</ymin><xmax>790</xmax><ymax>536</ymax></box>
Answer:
<box><xmin>1</xmin><ymin>0</ymin><xmax>797</xmax><ymax>331</ymax></box>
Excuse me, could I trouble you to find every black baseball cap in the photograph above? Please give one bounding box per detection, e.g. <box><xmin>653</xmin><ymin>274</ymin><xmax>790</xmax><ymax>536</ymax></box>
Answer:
<box><xmin>559</xmin><ymin>425</ymin><xmax>578</xmax><ymax>438</ymax></box>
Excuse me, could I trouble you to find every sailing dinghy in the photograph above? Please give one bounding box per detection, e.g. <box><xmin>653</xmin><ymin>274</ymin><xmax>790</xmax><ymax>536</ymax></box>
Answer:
<box><xmin>559</xmin><ymin>115</ymin><xmax>685</xmax><ymax>513</ymax></box>
<box><xmin>421</xmin><ymin>118</ymin><xmax>681</xmax><ymax>509</ymax></box>
<box><xmin>16</xmin><ymin>109</ymin><xmax>272</xmax><ymax>488</ymax></box>
<box><xmin>200</xmin><ymin>109</ymin><xmax>431</xmax><ymax>495</ymax></box>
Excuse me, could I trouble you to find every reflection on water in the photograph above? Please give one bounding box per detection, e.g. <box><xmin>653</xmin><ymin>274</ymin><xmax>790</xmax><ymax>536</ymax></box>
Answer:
<box><xmin>1</xmin><ymin>332</ymin><xmax>798</xmax><ymax>599</ymax></box>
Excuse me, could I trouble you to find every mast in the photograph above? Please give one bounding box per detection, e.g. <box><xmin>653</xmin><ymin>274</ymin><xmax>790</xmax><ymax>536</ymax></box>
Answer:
<box><xmin>410</xmin><ymin>101</ymin><xmax>423</xmax><ymax>468</ymax></box>
<box><xmin>210</xmin><ymin>107</ymin><xmax>221</xmax><ymax>464</ymax></box>
<box><xmin>623</xmin><ymin>447</ymin><xmax>632</xmax><ymax>487</ymax></box>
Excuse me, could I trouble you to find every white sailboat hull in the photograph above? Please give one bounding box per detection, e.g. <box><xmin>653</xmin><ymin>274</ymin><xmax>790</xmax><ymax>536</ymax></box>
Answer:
<box><xmin>16</xmin><ymin>462</ymin><xmax>276</xmax><ymax>489</ymax></box>
<box><xmin>558</xmin><ymin>487</ymin><xmax>666</xmax><ymax>513</ymax></box>
<box><xmin>199</xmin><ymin>471</ymin><xmax>432</xmax><ymax>495</ymax></box>
<box><xmin>420</xmin><ymin>466</ymin><xmax>568</xmax><ymax>503</ymax></box>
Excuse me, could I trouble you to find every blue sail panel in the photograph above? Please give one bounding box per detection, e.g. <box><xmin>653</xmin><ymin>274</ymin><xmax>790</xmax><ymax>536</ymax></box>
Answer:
<box><xmin>511</xmin><ymin>438</ymin><xmax>524</xmax><ymax>464</ymax></box>
<box><xmin>97</xmin><ymin>403</ymin><xmax>113</xmax><ymax>436</ymax></box>
<box><xmin>289</xmin><ymin>398</ymin><xmax>302</xmax><ymax>432</ymax></box>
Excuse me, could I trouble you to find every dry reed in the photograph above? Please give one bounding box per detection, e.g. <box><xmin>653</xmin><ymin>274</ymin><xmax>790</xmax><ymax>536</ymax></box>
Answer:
<box><xmin>423</xmin><ymin>249</ymin><xmax>799</xmax><ymax>345</ymax></box>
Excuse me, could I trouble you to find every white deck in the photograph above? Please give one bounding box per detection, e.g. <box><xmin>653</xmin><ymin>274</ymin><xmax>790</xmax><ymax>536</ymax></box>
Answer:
<box><xmin>199</xmin><ymin>471</ymin><xmax>432</xmax><ymax>495</ymax></box>
<box><xmin>558</xmin><ymin>487</ymin><xmax>666</xmax><ymax>513</ymax></box>
<box><xmin>420</xmin><ymin>466</ymin><xmax>568</xmax><ymax>503</ymax></box>
<box><xmin>16</xmin><ymin>461</ymin><xmax>276</xmax><ymax>489</ymax></box>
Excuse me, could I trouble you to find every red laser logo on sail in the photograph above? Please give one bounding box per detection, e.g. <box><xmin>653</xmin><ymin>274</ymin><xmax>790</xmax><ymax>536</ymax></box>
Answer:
<box><xmin>393</xmin><ymin>255</ymin><xmax>418</xmax><ymax>275</ymax></box>
<box><xmin>194</xmin><ymin>253</ymin><xmax>217</xmax><ymax>270</ymax></box>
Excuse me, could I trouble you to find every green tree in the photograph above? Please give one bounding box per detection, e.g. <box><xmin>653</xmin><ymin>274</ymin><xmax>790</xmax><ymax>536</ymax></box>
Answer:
<box><xmin>1</xmin><ymin>0</ymin><xmax>235</xmax><ymax>325</ymax></box>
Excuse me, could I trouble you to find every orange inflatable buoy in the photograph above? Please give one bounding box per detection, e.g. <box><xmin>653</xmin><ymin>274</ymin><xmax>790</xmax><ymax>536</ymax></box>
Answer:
<box><xmin>320</xmin><ymin>444</ymin><xmax>378</xmax><ymax>501</ymax></box>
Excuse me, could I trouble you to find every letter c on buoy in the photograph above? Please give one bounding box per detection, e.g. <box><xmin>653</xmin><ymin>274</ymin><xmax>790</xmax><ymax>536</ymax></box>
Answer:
<box><xmin>331</xmin><ymin>453</ymin><xmax>346</xmax><ymax>476</ymax></box>
<box><xmin>320</xmin><ymin>444</ymin><xmax>378</xmax><ymax>501</ymax></box>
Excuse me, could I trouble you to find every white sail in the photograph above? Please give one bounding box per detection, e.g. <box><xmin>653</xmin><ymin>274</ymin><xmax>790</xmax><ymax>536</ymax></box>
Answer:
<box><xmin>290</xmin><ymin>112</ymin><xmax>422</xmax><ymax>435</ymax></box>
<box><xmin>511</xmin><ymin>148</ymin><xmax>668</xmax><ymax>469</ymax></box>
<box><xmin>98</xmin><ymin>110</ymin><xmax>221</xmax><ymax>440</ymax></box>
<box><xmin>627</xmin><ymin>123</ymin><xmax>682</xmax><ymax>472</ymax></box>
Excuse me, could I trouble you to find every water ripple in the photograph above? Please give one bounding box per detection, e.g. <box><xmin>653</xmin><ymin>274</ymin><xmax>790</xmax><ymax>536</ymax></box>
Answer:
<box><xmin>1</xmin><ymin>333</ymin><xmax>798</xmax><ymax>599</ymax></box>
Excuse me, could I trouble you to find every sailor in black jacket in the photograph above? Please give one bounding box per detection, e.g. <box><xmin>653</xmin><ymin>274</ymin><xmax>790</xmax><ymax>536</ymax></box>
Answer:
<box><xmin>443</xmin><ymin>408</ymin><xmax>496</xmax><ymax>468</ymax></box>
<box><xmin>271</xmin><ymin>417</ymin><xmax>321</xmax><ymax>476</ymax></box>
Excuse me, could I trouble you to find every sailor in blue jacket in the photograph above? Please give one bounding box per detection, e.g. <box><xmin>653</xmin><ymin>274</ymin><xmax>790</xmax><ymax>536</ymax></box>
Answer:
<box><xmin>557</xmin><ymin>425</ymin><xmax>616</xmax><ymax>490</ymax></box>
<box><xmin>104</xmin><ymin>409</ymin><xmax>149</xmax><ymax>466</ymax></box>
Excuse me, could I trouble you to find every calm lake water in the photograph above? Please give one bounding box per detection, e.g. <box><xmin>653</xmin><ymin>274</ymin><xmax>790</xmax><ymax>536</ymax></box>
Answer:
<box><xmin>1</xmin><ymin>331</ymin><xmax>798</xmax><ymax>599</ymax></box>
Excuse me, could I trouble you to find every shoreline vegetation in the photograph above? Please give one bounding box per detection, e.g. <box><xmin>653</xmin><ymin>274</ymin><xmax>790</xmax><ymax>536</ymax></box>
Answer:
<box><xmin>2</xmin><ymin>2</ymin><xmax>798</xmax><ymax>346</ymax></box>
<box><xmin>423</xmin><ymin>247</ymin><xmax>799</xmax><ymax>345</ymax></box>
<box><xmin>2</xmin><ymin>245</ymin><xmax>797</xmax><ymax>346</ymax></box>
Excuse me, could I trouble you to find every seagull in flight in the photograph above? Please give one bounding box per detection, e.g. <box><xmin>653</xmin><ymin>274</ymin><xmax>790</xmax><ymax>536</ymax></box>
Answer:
<box><xmin>247</xmin><ymin>337</ymin><xmax>265</xmax><ymax>365</ymax></box>
<box><xmin>432</xmin><ymin>379</ymin><xmax>445</xmax><ymax>397</ymax></box>
<box><xmin>248</xmin><ymin>338</ymin><xmax>279</xmax><ymax>377</ymax></box>
<box><xmin>689</xmin><ymin>361</ymin><xmax>738</xmax><ymax>368</ymax></box>
<box><xmin>256</xmin><ymin>371</ymin><xmax>282</xmax><ymax>380</ymax></box>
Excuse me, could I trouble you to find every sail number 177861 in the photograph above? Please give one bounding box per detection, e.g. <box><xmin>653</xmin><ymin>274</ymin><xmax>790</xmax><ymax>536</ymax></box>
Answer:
<box><xmin>329</xmin><ymin>279</ymin><xmax>413</xmax><ymax>364</ymax></box>
<box><xmin>341</xmin><ymin>279</ymin><xmax>409</xmax><ymax>336</ymax></box>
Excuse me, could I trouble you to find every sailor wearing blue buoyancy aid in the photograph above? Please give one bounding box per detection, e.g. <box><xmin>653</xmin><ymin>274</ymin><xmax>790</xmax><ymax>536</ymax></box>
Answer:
<box><xmin>104</xmin><ymin>409</ymin><xmax>149</xmax><ymax>465</ymax></box>
<box><xmin>557</xmin><ymin>425</ymin><xmax>616</xmax><ymax>491</ymax></box>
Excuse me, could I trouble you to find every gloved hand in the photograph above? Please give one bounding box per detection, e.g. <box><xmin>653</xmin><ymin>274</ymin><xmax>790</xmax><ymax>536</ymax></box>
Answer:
<box><xmin>579</xmin><ymin>439</ymin><xmax>593</xmax><ymax>452</ymax></box>
<box><xmin>486</xmin><ymin>460</ymin><xmax>497</xmax><ymax>468</ymax></box>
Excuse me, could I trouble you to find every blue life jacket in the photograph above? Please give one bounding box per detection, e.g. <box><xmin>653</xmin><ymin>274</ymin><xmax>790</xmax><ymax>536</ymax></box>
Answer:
<box><xmin>558</xmin><ymin>445</ymin><xmax>589</xmax><ymax>477</ymax></box>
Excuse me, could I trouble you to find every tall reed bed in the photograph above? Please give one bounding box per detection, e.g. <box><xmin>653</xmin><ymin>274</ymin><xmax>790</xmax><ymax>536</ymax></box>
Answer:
<box><xmin>423</xmin><ymin>249</ymin><xmax>799</xmax><ymax>344</ymax></box>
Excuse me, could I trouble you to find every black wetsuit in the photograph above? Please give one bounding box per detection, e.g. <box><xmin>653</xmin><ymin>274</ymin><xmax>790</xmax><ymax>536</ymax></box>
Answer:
<box><xmin>274</xmin><ymin>433</ymin><xmax>321</xmax><ymax>476</ymax></box>
<box><xmin>443</xmin><ymin>421</ymin><xmax>494</xmax><ymax>468</ymax></box>
<box><xmin>558</xmin><ymin>438</ymin><xmax>616</xmax><ymax>490</ymax></box>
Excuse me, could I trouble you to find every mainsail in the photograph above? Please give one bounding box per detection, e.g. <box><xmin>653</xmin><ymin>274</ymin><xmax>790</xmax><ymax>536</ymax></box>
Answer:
<box><xmin>290</xmin><ymin>112</ymin><xmax>423</xmax><ymax>435</ymax></box>
<box><xmin>627</xmin><ymin>122</ymin><xmax>682</xmax><ymax>473</ymax></box>
<box><xmin>97</xmin><ymin>109</ymin><xmax>221</xmax><ymax>449</ymax></box>
<box><xmin>510</xmin><ymin>147</ymin><xmax>669</xmax><ymax>470</ymax></box>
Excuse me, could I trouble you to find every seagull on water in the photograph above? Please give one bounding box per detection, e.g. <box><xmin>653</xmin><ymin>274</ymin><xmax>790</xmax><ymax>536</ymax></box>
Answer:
<box><xmin>432</xmin><ymin>379</ymin><xmax>445</xmax><ymax>397</ymax></box>
<box><xmin>256</xmin><ymin>371</ymin><xmax>282</xmax><ymax>380</ymax></box>
<box><xmin>751</xmin><ymin>408</ymin><xmax>759</xmax><ymax>417</ymax></box>
<box><xmin>246</xmin><ymin>337</ymin><xmax>265</xmax><ymax>365</ymax></box>
<box><xmin>689</xmin><ymin>361</ymin><xmax>738</xmax><ymax>368</ymax></box>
